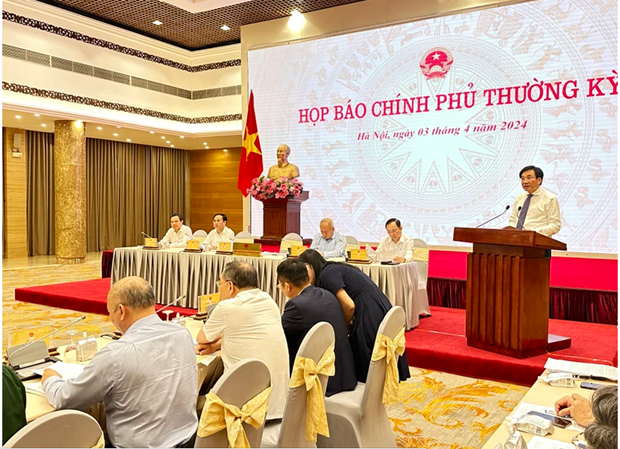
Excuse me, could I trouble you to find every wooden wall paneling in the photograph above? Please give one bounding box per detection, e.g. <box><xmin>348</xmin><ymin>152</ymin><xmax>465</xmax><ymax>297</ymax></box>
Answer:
<box><xmin>189</xmin><ymin>148</ymin><xmax>243</xmax><ymax>235</ymax></box>
<box><xmin>3</xmin><ymin>127</ymin><xmax>28</xmax><ymax>258</ymax></box>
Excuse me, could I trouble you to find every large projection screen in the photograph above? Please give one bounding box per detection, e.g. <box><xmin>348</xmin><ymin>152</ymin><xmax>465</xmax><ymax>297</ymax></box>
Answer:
<box><xmin>248</xmin><ymin>0</ymin><xmax>617</xmax><ymax>253</ymax></box>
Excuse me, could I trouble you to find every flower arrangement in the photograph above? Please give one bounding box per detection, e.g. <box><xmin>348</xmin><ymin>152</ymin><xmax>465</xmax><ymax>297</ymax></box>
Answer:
<box><xmin>248</xmin><ymin>176</ymin><xmax>304</xmax><ymax>200</ymax></box>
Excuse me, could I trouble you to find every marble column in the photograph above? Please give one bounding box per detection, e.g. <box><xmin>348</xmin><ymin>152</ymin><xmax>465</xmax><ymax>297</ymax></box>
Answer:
<box><xmin>54</xmin><ymin>120</ymin><xmax>86</xmax><ymax>264</ymax></box>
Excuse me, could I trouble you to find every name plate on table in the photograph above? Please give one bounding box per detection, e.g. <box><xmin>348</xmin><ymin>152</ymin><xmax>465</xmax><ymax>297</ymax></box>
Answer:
<box><xmin>185</xmin><ymin>240</ymin><xmax>201</xmax><ymax>252</ymax></box>
<box><xmin>199</xmin><ymin>293</ymin><xmax>220</xmax><ymax>314</ymax></box>
<box><xmin>233</xmin><ymin>242</ymin><xmax>262</xmax><ymax>257</ymax></box>
<box><xmin>216</xmin><ymin>241</ymin><xmax>233</xmax><ymax>254</ymax></box>
<box><xmin>346</xmin><ymin>248</ymin><xmax>370</xmax><ymax>264</ymax></box>
<box><xmin>143</xmin><ymin>237</ymin><xmax>158</xmax><ymax>249</ymax></box>
<box><xmin>287</xmin><ymin>245</ymin><xmax>307</xmax><ymax>257</ymax></box>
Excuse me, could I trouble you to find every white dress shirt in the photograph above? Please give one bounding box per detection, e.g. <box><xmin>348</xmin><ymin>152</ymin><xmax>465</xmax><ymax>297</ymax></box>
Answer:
<box><xmin>508</xmin><ymin>186</ymin><xmax>561</xmax><ymax>236</ymax></box>
<box><xmin>201</xmin><ymin>226</ymin><xmax>235</xmax><ymax>251</ymax></box>
<box><xmin>202</xmin><ymin>289</ymin><xmax>289</xmax><ymax>420</ymax></box>
<box><xmin>43</xmin><ymin>314</ymin><xmax>198</xmax><ymax>448</ymax></box>
<box><xmin>376</xmin><ymin>233</ymin><xmax>414</xmax><ymax>262</ymax></box>
<box><xmin>310</xmin><ymin>232</ymin><xmax>347</xmax><ymax>259</ymax></box>
<box><xmin>159</xmin><ymin>224</ymin><xmax>193</xmax><ymax>248</ymax></box>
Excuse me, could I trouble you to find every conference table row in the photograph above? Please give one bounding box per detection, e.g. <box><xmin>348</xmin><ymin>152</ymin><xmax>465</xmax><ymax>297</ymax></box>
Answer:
<box><xmin>110</xmin><ymin>247</ymin><xmax>423</xmax><ymax>330</ymax></box>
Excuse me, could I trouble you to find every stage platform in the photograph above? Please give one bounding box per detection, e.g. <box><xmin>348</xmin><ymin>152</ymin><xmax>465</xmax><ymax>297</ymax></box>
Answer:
<box><xmin>15</xmin><ymin>278</ymin><xmax>617</xmax><ymax>386</ymax></box>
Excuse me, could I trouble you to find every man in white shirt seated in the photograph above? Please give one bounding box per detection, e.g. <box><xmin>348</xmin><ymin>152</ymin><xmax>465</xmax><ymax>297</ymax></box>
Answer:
<box><xmin>41</xmin><ymin>277</ymin><xmax>198</xmax><ymax>448</ymax></box>
<box><xmin>310</xmin><ymin>217</ymin><xmax>347</xmax><ymax>259</ymax></box>
<box><xmin>508</xmin><ymin>165</ymin><xmax>561</xmax><ymax>237</ymax></box>
<box><xmin>195</xmin><ymin>261</ymin><xmax>289</xmax><ymax>420</ymax></box>
<box><xmin>201</xmin><ymin>213</ymin><xmax>235</xmax><ymax>251</ymax></box>
<box><xmin>159</xmin><ymin>213</ymin><xmax>193</xmax><ymax>248</ymax></box>
<box><xmin>376</xmin><ymin>218</ymin><xmax>414</xmax><ymax>263</ymax></box>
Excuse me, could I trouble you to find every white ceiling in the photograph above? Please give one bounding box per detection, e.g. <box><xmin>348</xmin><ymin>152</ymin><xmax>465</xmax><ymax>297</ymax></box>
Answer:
<box><xmin>2</xmin><ymin>109</ymin><xmax>241</xmax><ymax>150</ymax></box>
<box><xmin>158</xmin><ymin>0</ymin><xmax>252</xmax><ymax>14</ymax></box>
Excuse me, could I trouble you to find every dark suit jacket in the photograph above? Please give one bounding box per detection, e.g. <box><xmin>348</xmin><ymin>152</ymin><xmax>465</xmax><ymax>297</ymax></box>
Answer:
<box><xmin>281</xmin><ymin>285</ymin><xmax>357</xmax><ymax>396</ymax></box>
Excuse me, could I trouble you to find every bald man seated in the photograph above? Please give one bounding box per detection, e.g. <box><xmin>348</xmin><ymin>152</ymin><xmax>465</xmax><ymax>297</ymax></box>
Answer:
<box><xmin>41</xmin><ymin>277</ymin><xmax>198</xmax><ymax>448</ymax></box>
<box><xmin>310</xmin><ymin>218</ymin><xmax>347</xmax><ymax>259</ymax></box>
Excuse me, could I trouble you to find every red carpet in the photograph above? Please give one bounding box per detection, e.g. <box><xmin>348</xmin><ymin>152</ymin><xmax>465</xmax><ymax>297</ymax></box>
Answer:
<box><xmin>15</xmin><ymin>278</ymin><xmax>197</xmax><ymax>319</ymax></box>
<box><xmin>406</xmin><ymin>306</ymin><xmax>618</xmax><ymax>385</ymax></box>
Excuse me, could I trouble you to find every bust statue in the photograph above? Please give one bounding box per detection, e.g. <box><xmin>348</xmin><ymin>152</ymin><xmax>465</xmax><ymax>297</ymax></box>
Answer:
<box><xmin>267</xmin><ymin>144</ymin><xmax>300</xmax><ymax>180</ymax></box>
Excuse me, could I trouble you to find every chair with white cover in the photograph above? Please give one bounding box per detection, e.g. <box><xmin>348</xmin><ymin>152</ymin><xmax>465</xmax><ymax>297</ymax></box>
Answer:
<box><xmin>196</xmin><ymin>359</ymin><xmax>271</xmax><ymax>448</ymax></box>
<box><xmin>345</xmin><ymin>235</ymin><xmax>360</xmax><ymax>251</ymax></box>
<box><xmin>317</xmin><ymin>307</ymin><xmax>406</xmax><ymax>448</ymax></box>
<box><xmin>5</xmin><ymin>410</ymin><xmax>104</xmax><ymax>448</ymax></box>
<box><xmin>412</xmin><ymin>238</ymin><xmax>431</xmax><ymax>316</ymax></box>
<box><xmin>262</xmin><ymin>322</ymin><xmax>335</xmax><ymax>448</ymax></box>
<box><xmin>279</xmin><ymin>233</ymin><xmax>303</xmax><ymax>253</ymax></box>
<box><xmin>235</xmin><ymin>231</ymin><xmax>255</xmax><ymax>243</ymax></box>
<box><xmin>193</xmin><ymin>230</ymin><xmax>209</xmax><ymax>243</ymax></box>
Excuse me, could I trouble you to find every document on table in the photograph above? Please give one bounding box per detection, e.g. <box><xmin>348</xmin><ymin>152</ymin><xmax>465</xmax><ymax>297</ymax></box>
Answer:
<box><xmin>32</xmin><ymin>361</ymin><xmax>85</xmax><ymax>380</ymax></box>
<box><xmin>528</xmin><ymin>436</ymin><xmax>574</xmax><ymax>449</ymax></box>
<box><xmin>197</xmin><ymin>352</ymin><xmax>220</xmax><ymax>367</ymax></box>
<box><xmin>545</xmin><ymin>358</ymin><xmax>618</xmax><ymax>381</ymax></box>
<box><xmin>25</xmin><ymin>383</ymin><xmax>47</xmax><ymax>397</ymax></box>
<box><xmin>511</xmin><ymin>403</ymin><xmax>585</xmax><ymax>432</ymax></box>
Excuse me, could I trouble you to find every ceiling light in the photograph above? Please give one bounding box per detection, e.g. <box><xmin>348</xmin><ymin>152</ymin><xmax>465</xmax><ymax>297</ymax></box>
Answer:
<box><xmin>224</xmin><ymin>149</ymin><xmax>228</xmax><ymax>152</ymax></box>
<box><xmin>180</xmin><ymin>136</ymin><xmax>184</xmax><ymax>139</ymax></box>
<box><xmin>166</xmin><ymin>141</ymin><xmax>170</xmax><ymax>144</ymax></box>
<box><xmin>113</xmin><ymin>133</ymin><xmax>118</xmax><ymax>137</ymax></box>
<box><xmin>15</xmin><ymin>115</ymin><xmax>21</xmax><ymax>119</ymax></box>
<box><xmin>221</xmin><ymin>25</ymin><xmax>230</xmax><ymax>31</ymax></box>
<box><xmin>41</xmin><ymin>124</ymin><xmax>47</xmax><ymax>127</ymax></box>
<box><xmin>150</xmin><ymin>131</ymin><xmax>155</xmax><ymax>134</ymax></box>
<box><xmin>170</xmin><ymin>145</ymin><xmax>174</xmax><ymax>148</ymax></box>
<box><xmin>203</xmin><ymin>142</ymin><xmax>207</xmax><ymax>145</ymax></box>
<box><xmin>161</xmin><ymin>136</ymin><xmax>166</xmax><ymax>139</ymax></box>
<box><xmin>126</xmin><ymin>139</ymin><xmax>131</xmax><ymax>142</ymax></box>
<box><xmin>153</xmin><ymin>20</ymin><xmax>163</xmax><ymax>26</ymax></box>
<box><xmin>291</xmin><ymin>9</ymin><xmax>301</xmax><ymax>16</ymax></box>
<box><xmin>34</xmin><ymin>113</ymin><xmax>40</xmax><ymax>117</ymax></box>
<box><xmin>116</xmin><ymin>126</ymin><xmax>121</xmax><ymax>128</ymax></box>
<box><xmin>97</xmin><ymin>127</ymin><xmax>102</xmax><ymax>130</ymax></box>
<box><xmin>205</xmin><ymin>146</ymin><xmax>209</xmax><ymax>149</ymax></box>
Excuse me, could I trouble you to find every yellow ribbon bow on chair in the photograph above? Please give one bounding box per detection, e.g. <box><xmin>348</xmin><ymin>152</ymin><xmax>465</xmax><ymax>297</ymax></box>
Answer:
<box><xmin>198</xmin><ymin>386</ymin><xmax>272</xmax><ymax>448</ymax></box>
<box><xmin>289</xmin><ymin>344</ymin><xmax>336</xmax><ymax>442</ymax></box>
<box><xmin>371</xmin><ymin>328</ymin><xmax>405</xmax><ymax>404</ymax></box>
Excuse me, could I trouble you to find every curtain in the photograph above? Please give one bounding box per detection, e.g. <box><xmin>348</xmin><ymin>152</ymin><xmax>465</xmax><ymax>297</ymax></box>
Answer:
<box><xmin>87</xmin><ymin>139</ymin><xmax>189</xmax><ymax>251</ymax></box>
<box><xmin>26</xmin><ymin>130</ymin><xmax>55</xmax><ymax>256</ymax></box>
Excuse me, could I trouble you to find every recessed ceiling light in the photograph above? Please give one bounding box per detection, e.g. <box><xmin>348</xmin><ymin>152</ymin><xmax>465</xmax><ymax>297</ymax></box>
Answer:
<box><xmin>291</xmin><ymin>9</ymin><xmax>301</xmax><ymax>16</ymax></box>
<box><xmin>180</xmin><ymin>136</ymin><xmax>184</xmax><ymax>139</ymax></box>
<box><xmin>113</xmin><ymin>133</ymin><xmax>118</xmax><ymax>137</ymax></box>
<box><xmin>224</xmin><ymin>149</ymin><xmax>228</xmax><ymax>152</ymax></box>
<box><xmin>170</xmin><ymin>145</ymin><xmax>174</xmax><ymax>148</ymax></box>
<box><xmin>221</xmin><ymin>25</ymin><xmax>230</xmax><ymax>31</ymax></box>
<box><xmin>203</xmin><ymin>142</ymin><xmax>207</xmax><ymax>145</ymax></box>
<box><xmin>116</xmin><ymin>126</ymin><xmax>121</xmax><ymax>128</ymax></box>
<box><xmin>97</xmin><ymin>127</ymin><xmax>102</xmax><ymax>130</ymax></box>
<box><xmin>166</xmin><ymin>141</ymin><xmax>170</xmax><ymax>144</ymax></box>
<box><xmin>153</xmin><ymin>20</ymin><xmax>163</xmax><ymax>26</ymax></box>
<box><xmin>126</xmin><ymin>139</ymin><xmax>131</xmax><ymax>142</ymax></box>
<box><xmin>15</xmin><ymin>115</ymin><xmax>21</xmax><ymax>119</ymax></box>
<box><xmin>205</xmin><ymin>146</ymin><xmax>209</xmax><ymax>149</ymax></box>
<box><xmin>150</xmin><ymin>131</ymin><xmax>154</xmax><ymax>134</ymax></box>
<box><xmin>41</xmin><ymin>124</ymin><xmax>47</xmax><ymax>127</ymax></box>
<box><xmin>161</xmin><ymin>136</ymin><xmax>166</xmax><ymax>139</ymax></box>
<box><xmin>34</xmin><ymin>113</ymin><xmax>40</xmax><ymax>117</ymax></box>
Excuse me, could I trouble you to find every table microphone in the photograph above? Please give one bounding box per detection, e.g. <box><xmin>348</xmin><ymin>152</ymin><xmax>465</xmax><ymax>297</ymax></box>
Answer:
<box><xmin>141</xmin><ymin>231</ymin><xmax>154</xmax><ymax>239</ymax></box>
<box><xmin>157</xmin><ymin>295</ymin><xmax>186</xmax><ymax>314</ymax></box>
<box><xmin>7</xmin><ymin>315</ymin><xmax>86</xmax><ymax>366</ymax></box>
<box><xmin>476</xmin><ymin>205</ymin><xmax>510</xmax><ymax>228</ymax></box>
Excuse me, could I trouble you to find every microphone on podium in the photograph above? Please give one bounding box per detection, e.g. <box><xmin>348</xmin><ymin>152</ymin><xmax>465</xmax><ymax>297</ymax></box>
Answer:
<box><xmin>7</xmin><ymin>315</ymin><xmax>87</xmax><ymax>368</ymax></box>
<box><xmin>476</xmin><ymin>205</ymin><xmax>510</xmax><ymax>228</ymax></box>
<box><xmin>515</xmin><ymin>206</ymin><xmax>524</xmax><ymax>229</ymax></box>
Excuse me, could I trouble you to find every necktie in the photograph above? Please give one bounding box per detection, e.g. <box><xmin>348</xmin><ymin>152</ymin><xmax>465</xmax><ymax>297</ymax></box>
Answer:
<box><xmin>516</xmin><ymin>194</ymin><xmax>533</xmax><ymax>230</ymax></box>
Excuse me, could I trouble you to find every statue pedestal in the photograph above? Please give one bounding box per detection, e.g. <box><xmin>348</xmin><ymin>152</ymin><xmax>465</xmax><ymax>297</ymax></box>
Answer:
<box><xmin>255</xmin><ymin>191</ymin><xmax>310</xmax><ymax>247</ymax></box>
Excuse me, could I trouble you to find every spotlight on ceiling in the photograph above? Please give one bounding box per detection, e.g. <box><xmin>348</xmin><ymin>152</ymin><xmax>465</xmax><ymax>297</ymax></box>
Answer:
<box><xmin>113</xmin><ymin>133</ymin><xmax>118</xmax><ymax>136</ymax></box>
<box><xmin>15</xmin><ymin>115</ymin><xmax>21</xmax><ymax>119</ymax></box>
<box><xmin>34</xmin><ymin>113</ymin><xmax>40</xmax><ymax>117</ymax></box>
<box><xmin>150</xmin><ymin>131</ymin><xmax>155</xmax><ymax>134</ymax></box>
<box><xmin>126</xmin><ymin>139</ymin><xmax>131</xmax><ymax>142</ymax></box>
<box><xmin>180</xmin><ymin>136</ymin><xmax>184</xmax><ymax>139</ymax></box>
<box><xmin>221</xmin><ymin>25</ymin><xmax>230</xmax><ymax>31</ymax></box>
<box><xmin>97</xmin><ymin>127</ymin><xmax>102</xmax><ymax>130</ymax></box>
<box><xmin>153</xmin><ymin>20</ymin><xmax>163</xmax><ymax>26</ymax></box>
<box><xmin>41</xmin><ymin>123</ymin><xmax>47</xmax><ymax>127</ymax></box>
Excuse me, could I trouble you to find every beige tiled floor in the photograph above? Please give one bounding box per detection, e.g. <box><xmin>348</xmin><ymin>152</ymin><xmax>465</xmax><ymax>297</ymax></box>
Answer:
<box><xmin>2</xmin><ymin>252</ymin><xmax>105</xmax><ymax>270</ymax></box>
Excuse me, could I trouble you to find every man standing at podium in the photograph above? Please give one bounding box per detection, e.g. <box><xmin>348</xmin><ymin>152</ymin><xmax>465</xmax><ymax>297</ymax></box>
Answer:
<box><xmin>508</xmin><ymin>166</ymin><xmax>561</xmax><ymax>237</ymax></box>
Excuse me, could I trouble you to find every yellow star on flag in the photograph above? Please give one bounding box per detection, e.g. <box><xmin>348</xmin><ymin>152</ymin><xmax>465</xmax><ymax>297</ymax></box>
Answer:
<box><xmin>243</xmin><ymin>129</ymin><xmax>261</xmax><ymax>161</ymax></box>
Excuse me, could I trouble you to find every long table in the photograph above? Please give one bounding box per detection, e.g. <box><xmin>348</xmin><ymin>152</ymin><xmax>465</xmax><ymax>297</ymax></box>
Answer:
<box><xmin>111</xmin><ymin>247</ymin><xmax>421</xmax><ymax>329</ymax></box>
<box><xmin>482</xmin><ymin>370</ymin><xmax>616</xmax><ymax>448</ymax></box>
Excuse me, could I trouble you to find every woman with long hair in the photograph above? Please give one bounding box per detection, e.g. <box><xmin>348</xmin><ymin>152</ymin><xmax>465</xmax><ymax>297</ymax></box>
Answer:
<box><xmin>298</xmin><ymin>249</ymin><xmax>410</xmax><ymax>383</ymax></box>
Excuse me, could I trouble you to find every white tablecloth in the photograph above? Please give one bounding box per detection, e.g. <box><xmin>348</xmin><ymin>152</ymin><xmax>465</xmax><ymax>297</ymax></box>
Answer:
<box><xmin>111</xmin><ymin>247</ymin><xmax>420</xmax><ymax>329</ymax></box>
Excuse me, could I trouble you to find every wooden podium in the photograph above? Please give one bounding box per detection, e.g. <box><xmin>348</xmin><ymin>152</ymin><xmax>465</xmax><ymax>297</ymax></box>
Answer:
<box><xmin>453</xmin><ymin>228</ymin><xmax>569</xmax><ymax>359</ymax></box>
<box><xmin>255</xmin><ymin>191</ymin><xmax>310</xmax><ymax>246</ymax></box>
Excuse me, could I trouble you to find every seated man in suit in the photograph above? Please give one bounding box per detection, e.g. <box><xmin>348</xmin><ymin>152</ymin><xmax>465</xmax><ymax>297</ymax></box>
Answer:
<box><xmin>278</xmin><ymin>258</ymin><xmax>357</xmax><ymax>396</ymax></box>
<box><xmin>310</xmin><ymin>218</ymin><xmax>347</xmax><ymax>259</ymax></box>
<box><xmin>159</xmin><ymin>213</ymin><xmax>193</xmax><ymax>248</ymax></box>
<box><xmin>201</xmin><ymin>213</ymin><xmax>235</xmax><ymax>251</ymax></box>
<box><xmin>195</xmin><ymin>261</ymin><xmax>289</xmax><ymax>420</ymax></box>
<box><xmin>41</xmin><ymin>277</ymin><xmax>198</xmax><ymax>448</ymax></box>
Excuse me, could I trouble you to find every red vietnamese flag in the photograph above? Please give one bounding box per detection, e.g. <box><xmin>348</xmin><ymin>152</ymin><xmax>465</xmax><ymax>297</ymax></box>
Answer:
<box><xmin>238</xmin><ymin>90</ymin><xmax>263</xmax><ymax>196</ymax></box>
